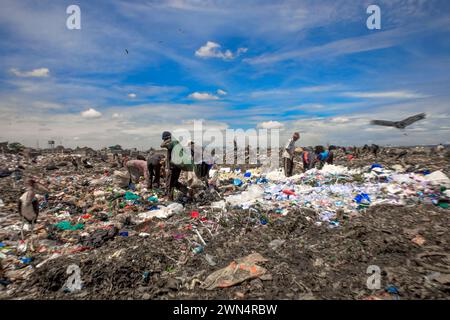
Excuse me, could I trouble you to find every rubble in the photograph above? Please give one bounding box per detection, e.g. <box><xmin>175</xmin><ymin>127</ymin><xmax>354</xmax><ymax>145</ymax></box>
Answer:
<box><xmin>0</xmin><ymin>146</ymin><xmax>449</xmax><ymax>299</ymax></box>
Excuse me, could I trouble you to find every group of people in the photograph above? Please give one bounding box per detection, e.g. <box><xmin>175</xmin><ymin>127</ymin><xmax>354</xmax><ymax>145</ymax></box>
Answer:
<box><xmin>122</xmin><ymin>130</ymin><xmax>388</xmax><ymax>194</ymax></box>
<box><xmin>282</xmin><ymin>132</ymin><xmax>336</xmax><ymax>177</ymax></box>
<box><xmin>123</xmin><ymin>131</ymin><xmax>214</xmax><ymax>201</ymax></box>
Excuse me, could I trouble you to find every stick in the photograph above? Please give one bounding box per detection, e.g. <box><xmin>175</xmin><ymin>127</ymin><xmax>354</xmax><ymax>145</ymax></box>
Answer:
<box><xmin>193</xmin><ymin>228</ymin><xmax>207</xmax><ymax>246</ymax></box>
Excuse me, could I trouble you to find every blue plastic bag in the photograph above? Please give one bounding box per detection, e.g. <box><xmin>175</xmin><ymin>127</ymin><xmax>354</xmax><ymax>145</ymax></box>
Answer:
<box><xmin>370</xmin><ymin>164</ymin><xmax>383</xmax><ymax>170</ymax></box>
<box><xmin>354</xmin><ymin>193</ymin><xmax>371</xmax><ymax>205</ymax></box>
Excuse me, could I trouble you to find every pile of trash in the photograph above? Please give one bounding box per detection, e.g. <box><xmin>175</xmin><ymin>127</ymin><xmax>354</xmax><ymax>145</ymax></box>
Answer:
<box><xmin>218</xmin><ymin>164</ymin><xmax>449</xmax><ymax>228</ymax></box>
<box><xmin>0</xmin><ymin>150</ymin><xmax>449</xmax><ymax>300</ymax></box>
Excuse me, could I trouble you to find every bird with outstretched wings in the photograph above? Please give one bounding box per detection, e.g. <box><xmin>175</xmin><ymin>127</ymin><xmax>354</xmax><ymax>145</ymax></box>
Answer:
<box><xmin>370</xmin><ymin>113</ymin><xmax>426</xmax><ymax>129</ymax></box>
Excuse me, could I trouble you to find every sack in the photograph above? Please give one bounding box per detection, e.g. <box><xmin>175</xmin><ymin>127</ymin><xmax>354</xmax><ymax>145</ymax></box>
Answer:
<box><xmin>113</xmin><ymin>170</ymin><xmax>130</xmax><ymax>188</ymax></box>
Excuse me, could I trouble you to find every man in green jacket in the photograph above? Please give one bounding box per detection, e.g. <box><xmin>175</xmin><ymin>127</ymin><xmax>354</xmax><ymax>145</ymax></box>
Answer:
<box><xmin>160</xmin><ymin>131</ymin><xmax>191</xmax><ymax>200</ymax></box>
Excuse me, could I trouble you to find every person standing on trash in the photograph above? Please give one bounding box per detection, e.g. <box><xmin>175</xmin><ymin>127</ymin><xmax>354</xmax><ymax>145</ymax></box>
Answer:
<box><xmin>124</xmin><ymin>158</ymin><xmax>150</xmax><ymax>188</ymax></box>
<box><xmin>371</xmin><ymin>144</ymin><xmax>380</xmax><ymax>157</ymax></box>
<box><xmin>301</xmin><ymin>147</ymin><xmax>315</xmax><ymax>172</ymax></box>
<box><xmin>313</xmin><ymin>145</ymin><xmax>327</xmax><ymax>169</ymax></box>
<box><xmin>323</xmin><ymin>145</ymin><xmax>336</xmax><ymax>165</ymax></box>
<box><xmin>18</xmin><ymin>178</ymin><xmax>49</xmax><ymax>251</ymax></box>
<box><xmin>146</xmin><ymin>152</ymin><xmax>165</xmax><ymax>189</ymax></box>
<box><xmin>160</xmin><ymin>131</ymin><xmax>190</xmax><ymax>200</ymax></box>
<box><xmin>282</xmin><ymin>132</ymin><xmax>300</xmax><ymax>177</ymax></box>
<box><xmin>188</xmin><ymin>140</ymin><xmax>210</xmax><ymax>181</ymax></box>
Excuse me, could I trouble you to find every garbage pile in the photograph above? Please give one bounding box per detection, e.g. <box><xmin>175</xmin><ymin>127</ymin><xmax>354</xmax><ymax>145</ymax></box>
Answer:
<box><xmin>219</xmin><ymin>164</ymin><xmax>449</xmax><ymax>229</ymax></box>
<box><xmin>0</xmin><ymin>149</ymin><xmax>449</xmax><ymax>300</ymax></box>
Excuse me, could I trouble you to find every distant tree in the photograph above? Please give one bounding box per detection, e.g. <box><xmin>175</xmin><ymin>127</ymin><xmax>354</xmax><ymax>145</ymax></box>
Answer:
<box><xmin>109</xmin><ymin>144</ymin><xmax>123</xmax><ymax>151</ymax></box>
<box><xmin>8</xmin><ymin>142</ymin><xmax>25</xmax><ymax>152</ymax></box>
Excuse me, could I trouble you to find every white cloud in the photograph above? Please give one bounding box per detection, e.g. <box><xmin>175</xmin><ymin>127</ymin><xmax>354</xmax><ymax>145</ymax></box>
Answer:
<box><xmin>32</xmin><ymin>101</ymin><xmax>63</xmax><ymax>110</ymax></box>
<box><xmin>112</xmin><ymin>113</ymin><xmax>122</xmax><ymax>119</ymax></box>
<box><xmin>195</xmin><ymin>41</ymin><xmax>247</xmax><ymax>60</ymax></box>
<box><xmin>81</xmin><ymin>108</ymin><xmax>102</xmax><ymax>119</ymax></box>
<box><xmin>331</xmin><ymin>117</ymin><xmax>350</xmax><ymax>123</ymax></box>
<box><xmin>128</xmin><ymin>93</ymin><xmax>137</xmax><ymax>98</ymax></box>
<box><xmin>343</xmin><ymin>91</ymin><xmax>426</xmax><ymax>99</ymax></box>
<box><xmin>237</xmin><ymin>47</ymin><xmax>248</xmax><ymax>55</ymax></box>
<box><xmin>188</xmin><ymin>92</ymin><xmax>219</xmax><ymax>100</ymax></box>
<box><xmin>257</xmin><ymin>120</ymin><xmax>285</xmax><ymax>129</ymax></box>
<box><xmin>73</xmin><ymin>137</ymin><xmax>80</xmax><ymax>141</ymax></box>
<box><xmin>217</xmin><ymin>89</ymin><xmax>227</xmax><ymax>96</ymax></box>
<box><xmin>10</xmin><ymin>67</ymin><xmax>50</xmax><ymax>77</ymax></box>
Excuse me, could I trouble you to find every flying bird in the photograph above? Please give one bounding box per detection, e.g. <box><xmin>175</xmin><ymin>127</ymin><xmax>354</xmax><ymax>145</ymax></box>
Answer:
<box><xmin>125</xmin><ymin>49</ymin><xmax>129</xmax><ymax>54</ymax></box>
<box><xmin>370</xmin><ymin>113</ymin><xmax>426</xmax><ymax>129</ymax></box>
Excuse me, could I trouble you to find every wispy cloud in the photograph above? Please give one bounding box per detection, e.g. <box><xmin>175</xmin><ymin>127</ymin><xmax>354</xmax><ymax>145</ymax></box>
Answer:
<box><xmin>188</xmin><ymin>92</ymin><xmax>219</xmax><ymax>100</ymax></box>
<box><xmin>343</xmin><ymin>91</ymin><xmax>426</xmax><ymax>99</ymax></box>
<box><xmin>257</xmin><ymin>120</ymin><xmax>284</xmax><ymax>129</ymax></box>
<box><xmin>10</xmin><ymin>67</ymin><xmax>49</xmax><ymax>77</ymax></box>
<box><xmin>246</xmin><ymin>18</ymin><xmax>450</xmax><ymax>65</ymax></box>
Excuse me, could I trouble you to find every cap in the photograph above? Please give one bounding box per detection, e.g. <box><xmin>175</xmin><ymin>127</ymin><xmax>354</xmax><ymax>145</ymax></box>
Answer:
<box><xmin>162</xmin><ymin>131</ymin><xmax>171</xmax><ymax>140</ymax></box>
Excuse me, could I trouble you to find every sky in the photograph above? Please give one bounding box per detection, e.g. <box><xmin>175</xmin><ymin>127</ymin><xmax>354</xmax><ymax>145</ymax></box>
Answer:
<box><xmin>0</xmin><ymin>0</ymin><xmax>449</xmax><ymax>149</ymax></box>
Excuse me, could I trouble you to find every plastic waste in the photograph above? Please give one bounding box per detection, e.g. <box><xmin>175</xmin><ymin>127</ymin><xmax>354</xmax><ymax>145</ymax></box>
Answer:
<box><xmin>193</xmin><ymin>245</ymin><xmax>204</xmax><ymax>254</ymax></box>
<box><xmin>225</xmin><ymin>185</ymin><xmax>264</xmax><ymax>207</ymax></box>
<box><xmin>423</xmin><ymin>171</ymin><xmax>450</xmax><ymax>186</ymax></box>
<box><xmin>167</xmin><ymin>203</ymin><xmax>184</xmax><ymax>215</ymax></box>
<box><xmin>354</xmin><ymin>193</ymin><xmax>371</xmax><ymax>205</ymax></box>
<box><xmin>191</xmin><ymin>211</ymin><xmax>200</xmax><ymax>219</ymax></box>
<box><xmin>54</xmin><ymin>221</ymin><xmax>85</xmax><ymax>231</ymax></box>
<box><xmin>137</xmin><ymin>203</ymin><xmax>184</xmax><ymax>220</ymax></box>
<box><xmin>201</xmin><ymin>253</ymin><xmax>268</xmax><ymax>290</ymax></box>
<box><xmin>20</xmin><ymin>257</ymin><xmax>33</xmax><ymax>264</ymax></box>
<box><xmin>124</xmin><ymin>191</ymin><xmax>140</xmax><ymax>200</ymax></box>
<box><xmin>205</xmin><ymin>254</ymin><xmax>217</xmax><ymax>266</ymax></box>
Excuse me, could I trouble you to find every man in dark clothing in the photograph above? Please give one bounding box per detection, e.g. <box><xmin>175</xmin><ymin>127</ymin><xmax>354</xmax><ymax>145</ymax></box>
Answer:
<box><xmin>160</xmin><ymin>131</ymin><xmax>189</xmax><ymax>200</ymax></box>
<box><xmin>147</xmin><ymin>153</ymin><xmax>165</xmax><ymax>189</ymax></box>
<box><xmin>371</xmin><ymin>144</ymin><xmax>380</xmax><ymax>157</ymax></box>
<box><xmin>282</xmin><ymin>132</ymin><xmax>300</xmax><ymax>177</ymax></box>
<box><xmin>325</xmin><ymin>145</ymin><xmax>336</xmax><ymax>165</ymax></box>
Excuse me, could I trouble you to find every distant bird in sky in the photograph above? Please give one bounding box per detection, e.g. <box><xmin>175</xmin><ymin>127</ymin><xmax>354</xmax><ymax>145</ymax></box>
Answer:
<box><xmin>370</xmin><ymin>113</ymin><xmax>426</xmax><ymax>129</ymax></box>
<box><xmin>125</xmin><ymin>49</ymin><xmax>129</xmax><ymax>54</ymax></box>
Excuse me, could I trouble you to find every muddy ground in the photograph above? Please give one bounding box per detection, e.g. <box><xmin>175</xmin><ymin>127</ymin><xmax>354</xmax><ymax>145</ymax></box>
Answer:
<box><xmin>1</xmin><ymin>148</ymin><xmax>449</xmax><ymax>300</ymax></box>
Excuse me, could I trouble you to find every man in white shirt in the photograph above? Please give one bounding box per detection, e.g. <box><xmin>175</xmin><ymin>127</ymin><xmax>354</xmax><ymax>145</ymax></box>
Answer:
<box><xmin>282</xmin><ymin>132</ymin><xmax>300</xmax><ymax>177</ymax></box>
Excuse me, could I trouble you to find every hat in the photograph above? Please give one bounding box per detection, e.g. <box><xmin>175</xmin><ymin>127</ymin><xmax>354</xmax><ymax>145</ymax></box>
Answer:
<box><xmin>162</xmin><ymin>131</ymin><xmax>171</xmax><ymax>140</ymax></box>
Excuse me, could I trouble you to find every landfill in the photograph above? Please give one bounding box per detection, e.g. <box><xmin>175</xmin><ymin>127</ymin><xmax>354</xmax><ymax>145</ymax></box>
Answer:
<box><xmin>0</xmin><ymin>146</ymin><xmax>449</xmax><ymax>300</ymax></box>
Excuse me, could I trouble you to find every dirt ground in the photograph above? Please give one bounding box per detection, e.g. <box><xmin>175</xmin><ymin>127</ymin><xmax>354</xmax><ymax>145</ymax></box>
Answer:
<box><xmin>1</xmin><ymin>147</ymin><xmax>449</xmax><ymax>300</ymax></box>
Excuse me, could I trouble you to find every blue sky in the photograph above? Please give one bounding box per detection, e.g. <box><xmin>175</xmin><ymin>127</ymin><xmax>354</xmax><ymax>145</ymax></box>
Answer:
<box><xmin>0</xmin><ymin>0</ymin><xmax>449</xmax><ymax>148</ymax></box>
